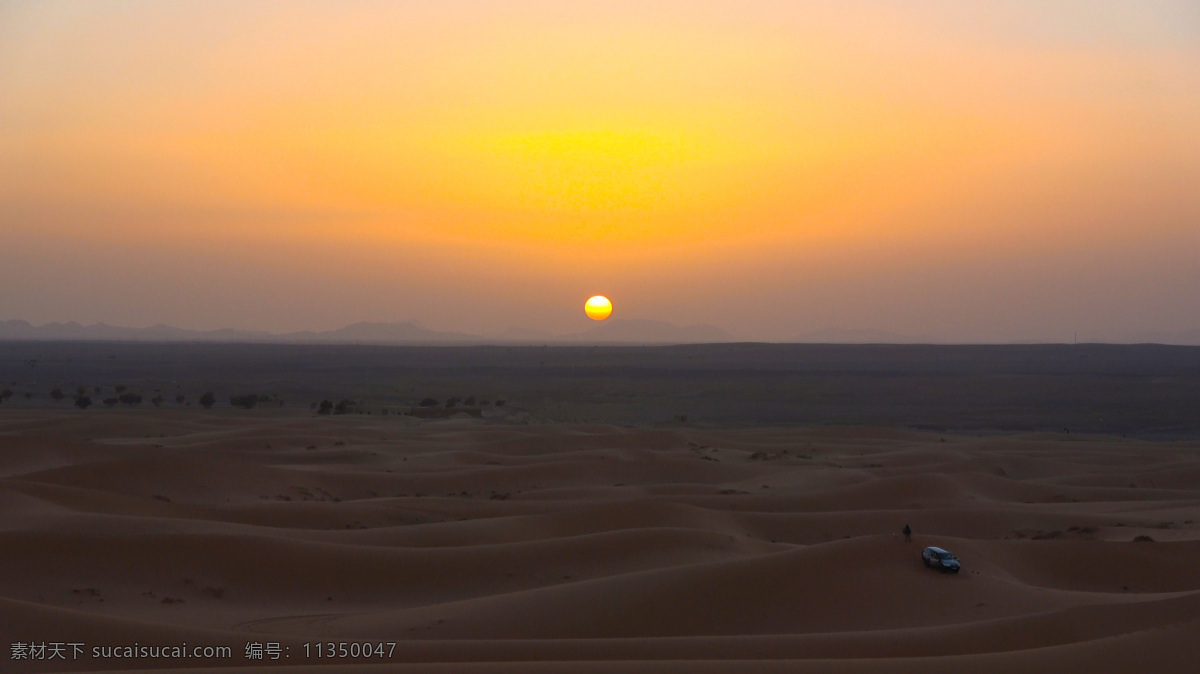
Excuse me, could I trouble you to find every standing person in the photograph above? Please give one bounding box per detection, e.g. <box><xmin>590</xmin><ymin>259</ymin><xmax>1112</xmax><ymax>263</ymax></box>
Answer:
<box><xmin>903</xmin><ymin>524</ymin><xmax>912</xmax><ymax>542</ymax></box>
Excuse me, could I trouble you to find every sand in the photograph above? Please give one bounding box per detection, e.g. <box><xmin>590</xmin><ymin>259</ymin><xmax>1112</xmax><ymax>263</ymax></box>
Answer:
<box><xmin>2</xmin><ymin>409</ymin><xmax>1198</xmax><ymax>672</ymax></box>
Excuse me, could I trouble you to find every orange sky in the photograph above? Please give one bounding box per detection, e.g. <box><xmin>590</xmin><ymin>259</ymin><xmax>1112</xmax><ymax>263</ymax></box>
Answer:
<box><xmin>1</xmin><ymin>1</ymin><xmax>1198</xmax><ymax>340</ymax></box>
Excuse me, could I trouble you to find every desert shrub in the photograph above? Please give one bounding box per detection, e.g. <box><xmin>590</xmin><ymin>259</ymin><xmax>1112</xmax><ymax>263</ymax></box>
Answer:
<box><xmin>318</xmin><ymin>399</ymin><xmax>333</xmax><ymax>415</ymax></box>
<box><xmin>464</xmin><ymin>396</ymin><xmax>476</xmax><ymax>406</ymax></box>
<box><xmin>199</xmin><ymin>391</ymin><xmax>216</xmax><ymax>409</ymax></box>
<box><xmin>334</xmin><ymin>399</ymin><xmax>352</xmax><ymax>415</ymax></box>
<box><xmin>50</xmin><ymin>387</ymin><xmax>65</xmax><ymax>402</ymax></box>
<box><xmin>0</xmin><ymin>389</ymin><xmax>11</xmax><ymax>403</ymax></box>
<box><xmin>75</xmin><ymin>396</ymin><xmax>92</xmax><ymax>410</ymax></box>
<box><xmin>151</xmin><ymin>395</ymin><xmax>165</xmax><ymax>408</ymax></box>
<box><xmin>175</xmin><ymin>394</ymin><xmax>185</xmax><ymax>404</ymax></box>
<box><xmin>445</xmin><ymin>397</ymin><xmax>459</xmax><ymax>409</ymax></box>
<box><xmin>103</xmin><ymin>397</ymin><xmax>119</xmax><ymax>408</ymax></box>
<box><xmin>94</xmin><ymin>386</ymin><xmax>102</xmax><ymax>395</ymax></box>
<box><xmin>229</xmin><ymin>394</ymin><xmax>261</xmax><ymax>410</ymax></box>
<box><xmin>76</xmin><ymin>386</ymin><xmax>87</xmax><ymax>397</ymax></box>
<box><xmin>115</xmin><ymin>385</ymin><xmax>127</xmax><ymax>394</ymax></box>
<box><xmin>118</xmin><ymin>392</ymin><xmax>143</xmax><ymax>406</ymax></box>
<box><xmin>495</xmin><ymin>399</ymin><xmax>506</xmax><ymax>407</ymax></box>
<box><xmin>419</xmin><ymin>397</ymin><xmax>438</xmax><ymax>407</ymax></box>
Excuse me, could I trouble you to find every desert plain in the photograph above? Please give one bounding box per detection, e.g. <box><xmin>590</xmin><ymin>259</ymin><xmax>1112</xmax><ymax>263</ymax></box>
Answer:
<box><xmin>1</xmin><ymin>342</ymin><xmax>1199</xmax><ymax>672</ymax></box>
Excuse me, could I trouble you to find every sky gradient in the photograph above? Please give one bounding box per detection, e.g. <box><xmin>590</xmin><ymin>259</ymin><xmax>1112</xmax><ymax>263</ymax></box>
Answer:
<box><xmin>2</xmin><ymin>1</ymin><xmax>1198</xmax><ymax>341</ymax></box>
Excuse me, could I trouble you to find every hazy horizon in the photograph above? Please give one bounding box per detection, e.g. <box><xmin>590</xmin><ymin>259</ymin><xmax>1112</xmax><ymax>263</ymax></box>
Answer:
<box><xmin>3</xmin><ymin>1</ymin><xmax>1199</xmax><ymax>343</ymax></box>
<box><xmin>4</xmin><ymin>315</ymin><xmax>1200</xmax><ymax>346</ymax></box>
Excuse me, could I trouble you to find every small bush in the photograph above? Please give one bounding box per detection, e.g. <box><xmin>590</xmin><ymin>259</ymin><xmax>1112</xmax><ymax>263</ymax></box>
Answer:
<box><xmin>318</xmin><ymin>399</ymin><xmax>334</xmax><ymax>415</ymax></box>
<box><xmin>118</xmin><ymin>392</ymin><xmax>143</xmax><ymax>406</ymax></box>
<box><xmin>419</xmin><ymin>397</ymin><xmax>438</xmax><ymax>407</ymax></box>
<box><xmin>75</xmin><ymin>396</ymin><xmax>92</xmax><ymax>410</ymax></box>
<box><xmin>50</xmin><ymin>388</ymin><xmax>65</xmax><ymax>402</ymax></box>
<box><xmin>229</xmin><ymin>394</ymin><xmax>261</xmax><ymax>410</ymax></box>
<box><xmin>151</xmin><ymin>395</ymin><xmax>165</xmax><ymax>408</ymax></box>
<box><xmin>175</xmin><ymin>394</ymin><xmax>185</xmax><ymax>404</ymax></box>
<box><xmin>103</xmin><ymin>397</ymin><xmax>119</xmax><ymax>408</ymax></box>
<box><xmin>199</xmin><ymin>392</ymin><xmax>216</xmax><ymax>409</ymax></box>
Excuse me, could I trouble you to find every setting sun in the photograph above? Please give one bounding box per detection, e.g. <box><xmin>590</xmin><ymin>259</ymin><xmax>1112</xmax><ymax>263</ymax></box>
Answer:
<box><xmin>585</xmin><ymin>295</ymin><xmax>613</xmax><ymax>321</ymax></box>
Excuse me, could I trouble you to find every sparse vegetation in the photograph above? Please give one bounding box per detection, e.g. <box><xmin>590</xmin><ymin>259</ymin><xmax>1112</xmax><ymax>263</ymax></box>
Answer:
<box><xmin>103</xmin><ymin>397</ymin><xmax>119</xmax><ymax>408</ymax></box>
<box><xmin>175</xmin><ymin>394</ymin><xmax>185</xmax><ymax>404</ymax></box>
<box><xmin>199</xmin><ymin>392</ymin><xmax>216</xmax><ymax>409</ymax></box>
<box><xmin>115</xmin><ymin>385</ymin><xmax>127</xmax><ymax>394</ymax></box>
<box><xmin>75</xmin><ymin>396</ymin><xmax>92</xmax><ymax>410</ymax></box>
<box><xmin>419</xmin><ymin>397</ymin><xmax>438</xmax><ymax>407</ymax></box>
<box><xmin>151</xmin><ymin>395</ymin><xmax>165</xmax><ymax>407</ymax></box>
<box><xmin>50</xmin><ymin>387</ymin><xmax>66</xmax><ymax>402</ymax></box>
<box><xmin>0</xmin><ymin>389</ymin><xmax>12</xmax><ymax>403</ymax></box>
<box><xmin>118</xmin><ymin>392</ymin><xmax>143</xmax><ymax>406</ymax></box>
<box><xmin>334</xmin><ymin>399</ymin><xmax>353</xmax><ymax>415</ymax></box>
<box><xmin>229</xmin><ymin>394</ymin><xmax>264</xmax><ymax>410</ymax></box>
<box><xmin>318</xmin><ymin>399</ymin><xmax>334</xmax><ymax>415</ymax></box>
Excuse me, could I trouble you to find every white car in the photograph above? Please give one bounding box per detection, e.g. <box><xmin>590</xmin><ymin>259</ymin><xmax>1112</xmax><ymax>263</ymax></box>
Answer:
<box><xmin>922</xmin><ymin>546</ymin><xmax>961</xmax><ymax>573</ymax></box>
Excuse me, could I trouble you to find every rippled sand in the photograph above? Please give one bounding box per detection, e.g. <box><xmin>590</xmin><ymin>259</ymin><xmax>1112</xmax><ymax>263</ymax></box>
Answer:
<box><xmin>2</xmin><ymin>410</ymin><xmax>1199</xmax><ymax>672</ymax></box>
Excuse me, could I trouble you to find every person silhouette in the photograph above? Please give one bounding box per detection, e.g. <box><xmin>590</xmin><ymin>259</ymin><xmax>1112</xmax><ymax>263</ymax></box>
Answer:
<box><xmin>903</xmin><ymin>524</ymin><xmax>912</xmax><ymax>542</ymax></box>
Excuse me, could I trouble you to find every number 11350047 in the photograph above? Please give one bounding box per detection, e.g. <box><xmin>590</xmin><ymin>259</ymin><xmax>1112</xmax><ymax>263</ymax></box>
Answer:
<box><xmin>302</xmin><ymin>642</ymin><xmax>397</xmax><ymax>659</ymax></box>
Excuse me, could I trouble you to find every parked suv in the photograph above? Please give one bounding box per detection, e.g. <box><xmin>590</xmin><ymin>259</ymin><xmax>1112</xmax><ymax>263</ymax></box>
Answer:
<box><xmin>922</xmin><ymin>546</ymin><xmax>961</xmax><ymax>573</ymax></box>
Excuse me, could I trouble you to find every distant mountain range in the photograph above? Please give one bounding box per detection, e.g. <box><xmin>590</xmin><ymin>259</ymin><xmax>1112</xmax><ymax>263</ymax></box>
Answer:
<box><xmin>1141</xmin><ymin>330</ymin><xmax>1200</xmax><ymax>346</ymax></box>
<box><xmin>790</xmin><ymin>328</ymin><xmax>933</xmax><ymax>344</ymax></box>
<box><xmin>561</xmin><ymin>319</ymin><xmax>734</xmax><ymax>344</ymax></box>
<box><xmin>2</xmin><ymin>319</ymin><xmax>1197</xmax><ymax>346</ymax></box>
<box><xmin>0</xmin><ymin>319</ymin><xmax>736</xmax><ymax>345</ymax></box>
<box><xmin>790</xmin><ymin>327</ymin><xmax>1200</xmax><ymax>346</ymax></box>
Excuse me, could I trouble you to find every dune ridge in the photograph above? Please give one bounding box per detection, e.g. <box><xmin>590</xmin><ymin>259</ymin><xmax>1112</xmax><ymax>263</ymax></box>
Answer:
<box><xmin>1</xmin><ymin>410</ymin><xmax>1198</xmax><ymax>672</ymax></box>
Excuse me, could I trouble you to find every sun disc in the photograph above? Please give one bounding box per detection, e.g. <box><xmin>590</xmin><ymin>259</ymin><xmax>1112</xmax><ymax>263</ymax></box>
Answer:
<box><xmin>585</xmin><ymin>295</ymin><xmax>613</xmax><ymax>321</ymax></box>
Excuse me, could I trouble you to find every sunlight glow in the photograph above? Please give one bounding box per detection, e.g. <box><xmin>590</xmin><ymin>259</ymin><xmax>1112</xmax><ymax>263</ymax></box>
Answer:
<box><xmin>585</xmin><ymin>295</ymin><xmax>613</xmax><ymax>321</ymax></box>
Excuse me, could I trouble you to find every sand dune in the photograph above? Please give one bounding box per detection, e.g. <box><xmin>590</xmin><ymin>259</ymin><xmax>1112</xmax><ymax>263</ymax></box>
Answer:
<box><xmin>1</xmin><ymin>410</ymin><xmax>1198</xmax><ymax>672</ymax></box>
